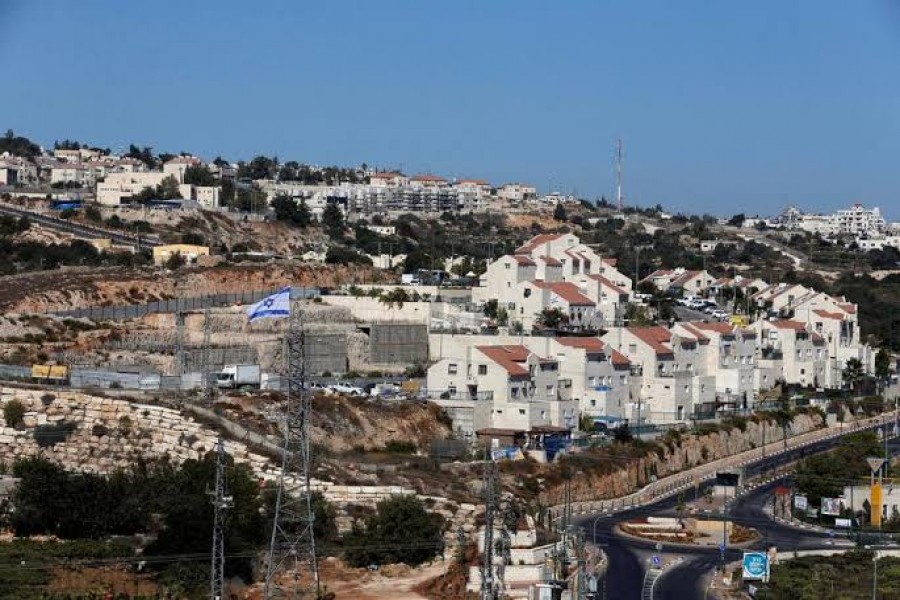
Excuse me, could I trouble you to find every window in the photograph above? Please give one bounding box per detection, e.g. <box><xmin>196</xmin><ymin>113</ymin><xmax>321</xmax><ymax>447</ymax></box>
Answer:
<box><xmin>519</xmin><ymin>408</ymin><xmax>526</xmax><ymax>415</ymax></box>
<box><xmin>524</xmin><ymin>288</ymin><xmax>531</xmax><ymax>298</ymax></box>
<box><xmin>505</xmin><ymin>262</ymin><xmax>511</xmax><ymax>270</ymax></box>
<box><xmin>629</xmin><ymin>344</ymin><xmax>637</xmax><ymax>354</ymax></box>
<box><xmin>800</xmin><ymin>368</ymin><xmax>806</xmax><ymax>375</ymax></box>
<box><xmin>511</xmin><ymin>387</ymin><xmax>519</xmax><ymax>398</ymax></box>
<box><xmin>448</xmin><ymin>363</ymin><xmax>458</xmax><ymax>375</ymax></box>
<box><xmin>478</xmin><ymin>365</ymin><xmax>487</xmax><ymax>375</ymax></box>
<box><xmin>448</xmin><ymin>386</ymin><xmax>456</xmax><ymax>395</ymax></box>
<box><xmin>590</xmin><ymin>399</ymin><xmax>596</xmax><ymax>407</ymax></box>
<box><xmin>547</xmin><ymin>384</ymin><xmax>555</xmax><ymax>395</ymax></box>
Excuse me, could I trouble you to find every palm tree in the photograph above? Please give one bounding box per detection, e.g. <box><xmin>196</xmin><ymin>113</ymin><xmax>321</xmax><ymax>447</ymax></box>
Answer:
<box><xmin>842</xmin><ymin>358</ymin><xmax>865</xmax><ymax>394</ymax></box>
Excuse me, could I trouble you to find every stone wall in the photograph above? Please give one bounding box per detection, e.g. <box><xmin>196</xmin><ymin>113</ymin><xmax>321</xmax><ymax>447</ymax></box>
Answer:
<box><xmin>539</xmin><ymin>413</ymin><xmax>824</xmax><ymax>506</ymax></box>
<box><xmin>0</xmin><ymin>387</ymin><xmax>477</xmax><ymax>538</ymax></box>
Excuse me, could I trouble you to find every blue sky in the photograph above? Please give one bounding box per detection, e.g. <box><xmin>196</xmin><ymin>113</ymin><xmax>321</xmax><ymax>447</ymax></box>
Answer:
<box><xmin>2</xmin><ymin>1</ymin><xmax>899</xmax><ymax>218</ymax></box>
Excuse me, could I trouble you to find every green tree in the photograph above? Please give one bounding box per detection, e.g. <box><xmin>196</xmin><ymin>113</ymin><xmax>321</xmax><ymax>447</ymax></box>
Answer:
<box><xmin>537</xmin><ymin>307</ymin><xmax>568</xmax><ymax>329</ymax></box>
<box><xmin>842</xmin><ymin>357</ymin><xmax>865</xmax><ymax>393</ymax></box>
<box><xmin>165</xmin><ymin>252</ymin><xmax>186</xmax><ymax>270</ymax></box>
<box><xmin>3</xmin><ymin>400</ymin><xmax>25</xmax><ymax>428</ymax></box>
<box><xmin>343</xmin><ymin>495</ymin><xmax>445</xmax><ymax>568</ymax></box>
<box><xmin>727</xmin><ymin>213</ymin><xmax>746</xmax><ymax>227</ymax></box>
<box><xmin>271</xmin><ymin>194</ymin><xmax>311</xmax><ymax>227</ymax></box>
<box><xmin>183</xmin><ymin>164</ymin><xmax>217</xmax><ymax>186</ymax></box>
<box><xmin>324</xmin><ymin>246</ymin><xmax>372</xmax><ymax>266</ymax></box>
<box><xmin>322</xmin><ymin>203</ymin><xmax>346</xmax><ymax>238</ymax></box>
<box><xmin>553</xmin><ymin>203</ymin><xmax>567</xmax><ymax>221</ymax></box>
<box><xmin>157</xmin><ymin>175</ymin><xmax>182</xmax><ymax>199</ymax></box>
<box><xmin>875</xmin><ymin>347</ymin><xmax>891</xmax><ymax>380</ymax></box>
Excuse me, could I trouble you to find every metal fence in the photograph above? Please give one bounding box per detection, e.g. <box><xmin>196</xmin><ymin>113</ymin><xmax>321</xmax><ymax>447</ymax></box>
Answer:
<box><xmin>55</xmin><ymin>287</ymin><xmax>320</xmax><ymax>320</ymax></box>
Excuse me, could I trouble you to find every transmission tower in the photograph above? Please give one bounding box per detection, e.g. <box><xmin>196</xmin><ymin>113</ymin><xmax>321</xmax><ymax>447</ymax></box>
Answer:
<box><xmin>210</xmin><ymin>438</ymin><xmax>233</xmax><ymax>600</ymax></box>
<box><xmin>481</xmin><ymin>448</ymin><xmax>497</xmax><ymax>600</ymax></box>
<box><xmin>264</xmin><ymin>295</ymin><xmax>320</xmax><ymax>599</ymax></box>
<box><xmin>615</xmin><ymin>139</ymin><xmax>624</xmax><ymax>210</ymax></box>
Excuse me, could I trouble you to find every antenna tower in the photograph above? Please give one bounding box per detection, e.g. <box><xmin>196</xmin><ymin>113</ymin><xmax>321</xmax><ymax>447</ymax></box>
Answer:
<box><xmin>264</xmin><ymin>294</ymin><xmax>320</xmax><ymax>598</ymax></box>
<box><xmin>615</xmin><ymin>139</ymin><xmax>624</xmax><ymax>210</ymax></box>
<box><xmin>210</xmin><ymin>438</ymin><xmax>233</xmax><ymax>600</ymax></box>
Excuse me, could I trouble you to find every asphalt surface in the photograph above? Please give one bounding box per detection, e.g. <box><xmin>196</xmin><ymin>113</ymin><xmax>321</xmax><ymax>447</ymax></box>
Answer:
<box><xmin>581</xmin><ymin>433</ymin><xmax>900</xmax><ymax>600</ymax></box>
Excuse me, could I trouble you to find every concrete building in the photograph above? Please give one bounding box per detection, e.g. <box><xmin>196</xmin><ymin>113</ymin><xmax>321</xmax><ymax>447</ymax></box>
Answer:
<box><xmin>497</xmin><ymin>183</ymin><xmax>537</xmax><ymax>205</ymax></box>
<box><xmin>754</xmin><ymin>320</ymin><xmax>827</xmax><ymax>388</ymax></box>
<box><xmin>675</xmin><ymin>322</ymin><xmax>757</xmax><ymax>411</ymax></box>
<box><xmin>518</xmin><ymin>281</ymin><xmax>596</xmax><ymax>331</ymax></box>
<box><xmin>152</xmin><ymin>244</ymin><xmax>210</xmax><ymax>266</ymax></box>
<box><xmin>836</xmin><ymin>203</ymin><xmax>885</xmax><ymax>236</ymax></box>
<box><xmin>603</xmin><ymin>326</ymin><xmax>714</xmax><ymax>424</ymax></box>
<box><xmin>427</xmin><ymin>344</ymin><xmax>577</xmax><ymax>431</ymax></box>
<box><xmin>641</xmin><ymin>268</ymin><xmax>715</xmax><ymax>295</ymax></box>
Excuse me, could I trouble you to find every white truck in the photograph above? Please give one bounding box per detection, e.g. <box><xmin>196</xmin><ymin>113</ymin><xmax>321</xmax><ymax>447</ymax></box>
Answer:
<box><xmin>216</xmin><ymin>364</ymin><xmax>261</xmax><ymax>389</ymax></box>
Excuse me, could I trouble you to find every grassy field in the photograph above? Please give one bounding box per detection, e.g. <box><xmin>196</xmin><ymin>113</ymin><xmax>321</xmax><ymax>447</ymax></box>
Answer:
<box><xmin>754</xmin><ymin>550</ymin><xmax>900</xmax><ymax>599</ymax></box>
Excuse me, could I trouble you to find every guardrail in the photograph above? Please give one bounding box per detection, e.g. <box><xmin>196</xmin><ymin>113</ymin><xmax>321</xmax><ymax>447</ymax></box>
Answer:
<box><xmin>0</xmin><ymin>202</ymin><xmax>162</xmax><ymax>248</ymax></box>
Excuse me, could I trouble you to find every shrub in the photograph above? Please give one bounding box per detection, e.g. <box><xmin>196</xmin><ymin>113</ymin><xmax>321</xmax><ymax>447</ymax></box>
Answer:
<box><xmin>3</xmin><ymin>400</ymin><xmax>26</xmax><ymax>428</ymax></box>
<box><xmin>34</xmin><ymin>421</ymin><xmax>76</xmax><ymax>447</ymax></box>
<box><xmin>91</xmin><ymin>424</ymin><xmax>109</xmax><ymax>438</ymax></box>
<box><xmin>343</xmin><ymin>495</ymin><xmax>445</xmax><ymax>567</ymax></box>
<box><xmin>40</xmin><ymin>393</ymin><xmax>55</xmax><ymax>407</ymax></box>
<box><xmin>384</xmin><ymin>440</ymin><xmax>417</xmax><ymax>454</ymax></box>
<box><xmin>118</xmin><ymin>415</ymin><xmax>132</xmax><ymax>436</ymax></box>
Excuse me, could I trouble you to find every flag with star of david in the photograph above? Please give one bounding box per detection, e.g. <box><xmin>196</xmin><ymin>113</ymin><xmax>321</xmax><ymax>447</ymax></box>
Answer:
<box><xmin>246</xmin><ymin>287</ymin><xmax>291</xmax><ymax>322</ymax></box>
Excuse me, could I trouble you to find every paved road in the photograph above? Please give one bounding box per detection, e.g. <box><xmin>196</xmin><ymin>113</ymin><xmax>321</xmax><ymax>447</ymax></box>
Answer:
<box><xmin>583</xmin><ymin>432</ymin><xmax>899</xmax><ymax>599</ymax></box>
<box><xmin>0</xmin><ymin>202</ymin><xmax>160</xmax><ymax>248</ymax></box>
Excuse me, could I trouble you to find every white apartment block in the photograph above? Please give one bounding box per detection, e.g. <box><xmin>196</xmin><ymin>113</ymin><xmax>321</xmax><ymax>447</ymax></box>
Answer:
<box><xmin>497</xmin><ymin>183</ymin><xmax>537</xmax><ymax>205</ymax></box>
<box><xmin>754</xmin><ymin>320</ymin><xmax>828</xmax><ymax>388</ymax></box>
<box><xmin>674</xmin><ymin>322</ymin><xmax>758</xmax><ymax>409</ymax></box>
<box><xmin>96</xmin><ymin>171</ymin><xmax>192</xmax><ymax>206</ymax></box>
<box><xmin>641</xmin><ymin>268</ymin><xmax>715</xmax><ymax>295</ymax></box>
<box><xmin>603</xmin><ymin>326</ymin><xmax>715</xmax><ymax>424</ymax></box>
<box><xmin>427</xmin><ymin>344</ymin><xmax>577</xmax><ymax>432</ymax></box>
<box><xmin>773</xmin><ymin>203</ymin><xmax>886</xmax><ymax>237</ymax></box>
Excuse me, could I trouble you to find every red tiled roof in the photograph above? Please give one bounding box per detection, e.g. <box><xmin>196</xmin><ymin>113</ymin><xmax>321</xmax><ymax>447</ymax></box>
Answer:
<box><xmin>372</xmin><ymin>171</ymin><xmax>404</xmax><ymax>179</ymax></box>
<box><xmin>813</xmin><ymin>309</ymin><xmax>845</xmax><ymax>320</ymax></box>
<box><xmin>687</xmin><ymin>321</ymin><xmax>737</xmax><ymax>336</ymax></box>
<box><xmin>411</xmin><ymin>173</ymin><xmax>447</xmax><ymax>182</ymax></box>
<box><xmin>539</xmin><ymin>255</ymin><xmax>563</xmax><ymax>267</ymax></box>
<box><xmin>640</xmin><ymin>269</ymin><xmax>673</xmax><ymax>283</ymax></box>
<box><xmin>602</xmin><ymin>257</ymin><xmax>618</xmax><ymax>267</ymax></box>
<box><xmin>554</xmin><ymin>337</ymin><xmax>632</xmax><ymax>366</ymax></box>
<box><xmin>458</xmin><ymin>178</ymin><xmax>489</xmax><ymax>185</ymax></box>
<box><xmin>512</xmin><ymin>255</ymin><xmax>535</xmax><ymax>266</ymax></box>
<box><xmin>628</xmin><ymin>326</ymin><xmax>674</xmax><ymax>356</ymax></box>
<box><xmin>771</xmin><ymin>320</ymin><xmax>808</xmax><ymax>331</ymax></box>
<box><xmin>588</xmin><ymin>274</ymin><xmax>629</xmax><ymax>296</ymax></box>
<box><xmin>677</xmin><ymin>323</ymin><xmax>711</xmax><ymax>343</ymax></box>
<box><xmin>532</xmin><ymin>281</ymin><xmax>595</xmax><ymax>306</ymax></box>
<box><xmin>838</xmin><ymin>303</ymin><xmax>857</xmax><ymax>314</ymax></box>
<box><xmin>476</xmin><ymin>345</ymin><xmax>531</xmax><ymax>377</ymax></box>
<box><xmin>516</xmin><ymin>233</ymin><xmax>564</xmax><ymax>254</ymax></box>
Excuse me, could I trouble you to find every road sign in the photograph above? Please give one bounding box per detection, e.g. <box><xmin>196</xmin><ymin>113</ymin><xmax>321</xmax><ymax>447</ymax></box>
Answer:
<box><xmin>652</xmin><ymin>555</ymin><xmax>662</xmax><ymax>568</ymax></box>
<box><xmin>719</xmin><ymin>542</ymin><xmax>726</xmax><ymax>554</ymax></box>
<box><xmin>742</xmin><ymin>552</ymin><xmax>770</xmax><ymax>581</ymax></box>
<box><xmin>867</xmin><ymin>457</ymin><xmax>886</xmax><ymax>473</ymax></box>
<box><xmin>655</xmin><ymin>542</ymin><xmax>662</xmax><ymax>552</ymax></box>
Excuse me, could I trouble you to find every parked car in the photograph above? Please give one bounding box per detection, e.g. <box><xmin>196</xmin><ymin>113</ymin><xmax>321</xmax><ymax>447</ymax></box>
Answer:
<box><xmin>330</xmin><ymin>382</ymin><xmax>365</xmax><ymax>396</ymax></box>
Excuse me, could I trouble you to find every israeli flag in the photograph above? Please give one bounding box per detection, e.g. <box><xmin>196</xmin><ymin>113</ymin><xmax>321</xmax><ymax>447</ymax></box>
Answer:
<box><xmin>247</xmin><ymin>287</ymin><xmax>291</xmax><ymax>322</ymax></box>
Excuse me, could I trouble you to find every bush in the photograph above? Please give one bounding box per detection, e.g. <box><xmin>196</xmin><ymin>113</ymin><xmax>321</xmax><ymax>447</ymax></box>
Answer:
<box><xmin>344</xmin><ymin>495</ymin><xmax>445</xmax><ymax>567</ymax></box>
<box><xmin>40</xmin><ymin>393</ymin><xmax>55</xmax><ymax>407</ymax></box>
<box><xmin>34</xmin><ymin>421</ymin><xmax>76</xmax><ymax>447</ymax></box>
<box><xmin>91</xmin><ymin>424</ymin><xmax>109</xmax><ymax>438</ymax></box>
<box><xmin>3</xmin><ymin>400</ymin><xmax>26</xmax><ymax>428</ymax></box>
<box><xmin>384</xmin><ymin>440</ymin><xmax>417</xmax><ymax>454</ymax></box>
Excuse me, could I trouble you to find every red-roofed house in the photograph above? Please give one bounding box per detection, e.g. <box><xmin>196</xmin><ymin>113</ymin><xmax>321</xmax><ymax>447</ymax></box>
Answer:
<box><xmin>548</xmin><ymin>337</ymin><xmax>634</xmax><ymax>423</ymax></box>
<box><xmin>573</xmin><ymin>274</ymin><xmax>630</xmax><ymax>324</ymax></box>
<box><xmin>754</xmin><ymin>320</ymin><xmax>827</xmax><ymax>387</ymax></box>
<box><xmin>426</xmin><ymin>344</ymin><xmax>577</xmax><ymax>431</ymax></box>
<box><xmin>640</xmin><ymin>268</ymin><xmax>714</xmax><ymax>294</ymax></box>
<box><xmin>521</xmin><ymin>281</ymin><xmax>596</xmax><ymax>331</ymax></box>
<box><xmin>369</xmin><ymin>171</ymin><xmax>409</xmax><ymax>187</ymax></box>
<box><xmin>409</xmin><ymin>173</ymin><xmax>449</xmax><ymax>188</ymax></box>
<box><xmin>603</xmin><ymin>326</ymin><xmax>715</xmax><ymax>424</ymax></box>
<box><xmin>674</xmin><ymin>322</ymin><xmax>757</xmax><ymax>406</ymax></box>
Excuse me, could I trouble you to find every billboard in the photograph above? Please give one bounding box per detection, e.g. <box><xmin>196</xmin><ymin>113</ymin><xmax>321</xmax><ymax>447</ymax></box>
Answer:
<box><xmin>794</xmin><ymin>495</ymin><xmax>808</xmax><ymax>511</ymax></box>
<box><xmin>742</xmin><ymin>552</ymin><xmax>770</xmax><ymax>582</ymax></box>
<box><xmin>821</xmin><ymin>497</ymin><xmax>842</xmax><ymax>516</ymax></box>
<box><xmin>835</xmin><ymin>518</ymin><xmax>853</xmax><ymax>528</ymax></box>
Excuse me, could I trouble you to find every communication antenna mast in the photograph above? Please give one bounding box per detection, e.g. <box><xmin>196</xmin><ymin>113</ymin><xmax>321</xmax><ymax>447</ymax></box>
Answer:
<box><xmin>210</xmin><ymin>438</ymin><xmax>233</xmax><ymax>600</ymax></box>
<box><xmin>264</xmin><ymin>292</ymin><xmax>320</xmax><ymax>598</ymax></box>
<box><xmin>615</xmin><ymin>139</ymin><xmax>624</xmax><ymax>210</ymax></box>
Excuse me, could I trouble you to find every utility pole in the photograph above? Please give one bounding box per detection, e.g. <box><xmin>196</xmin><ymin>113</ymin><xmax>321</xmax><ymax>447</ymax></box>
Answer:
<box><xmin>203</xmin><ymin>306</ymin><xmax>216</xmax><ymax>404</ymax></box>
<box><xmin>174</xmin><ymin>298</ymin><xmax>186</xmax><ymax>376</ymax></box>
<box><xmin>264</xmin><ymin>293</ymin><xmax>320</xmax><ymax>599</ymax></box>
<box><xmin>481</xmin><ymin>448</ymin><xmax>496</xmax><ymax>600</ymax></box>
<box><xmin>210</xmin><ymin>438</ymin><xmax>233</xmax><ymax>600</ymax></box>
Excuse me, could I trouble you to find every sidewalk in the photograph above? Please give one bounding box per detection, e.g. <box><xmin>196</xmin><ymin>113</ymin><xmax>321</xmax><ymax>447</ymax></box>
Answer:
<box><xmin>558</xmin><ymin>412</ymin><xmax>895</xmax><ymax>517</ymax></box>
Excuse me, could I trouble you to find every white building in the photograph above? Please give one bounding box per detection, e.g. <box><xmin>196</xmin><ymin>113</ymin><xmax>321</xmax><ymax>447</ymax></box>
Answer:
<box><xmin>836</xmin><ymin>203</ymin><xmax>885</xmax><ymax>236</ymax></box>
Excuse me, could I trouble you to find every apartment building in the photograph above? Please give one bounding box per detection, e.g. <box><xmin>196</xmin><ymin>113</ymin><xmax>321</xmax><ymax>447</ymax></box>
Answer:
<box><xmin>50</xmin><ymin>163</ymin><xmax>95</xmax><ymax>187</ymax></box>
<box><xmin>641</xmin><ymin>268</ymin><xmax>715</xmax><ymax>295</ymax></box>
<box><xmin>547</xmin><ymin>337</ymin><xmax>633</xmax><ymax>422</ymax></box>
<box><xmin>674</xmin><ymin>322</ymin><xmax>757</xmax><ymax>410</ymax></box>
<box><xmin>518</xmin><ymin>280</ymin><xmax>596</xmax><ymax>330</ymax></box>
<box><xmin>427</xmin><ymin>344</ymin><xmax>577</xmax><ymax>431</ymax></box>
<box><xmin>603</xmin><ymin>326</ymin><xmax>714</xmax><ymax>424</ymax></box>
<box><xmin>754</xmin><ymin>320</ymin><xmax>827</xmax><ymax>388</ymax></box>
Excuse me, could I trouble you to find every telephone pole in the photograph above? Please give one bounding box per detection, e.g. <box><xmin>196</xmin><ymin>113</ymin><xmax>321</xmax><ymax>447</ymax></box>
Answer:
<box><xmin>481</xmin><ymin>448</ymin><xmax>497</xmax><ymax>600</ymax></box>
<box><xmin>210</xmin><ymin>438</ymin><xmax>233</xmax><ymax>600</ymax></box>
<box><xmin>264</xmin><ymin>294</ymin><xmax>320</xmax><ymax>598</ymax></box>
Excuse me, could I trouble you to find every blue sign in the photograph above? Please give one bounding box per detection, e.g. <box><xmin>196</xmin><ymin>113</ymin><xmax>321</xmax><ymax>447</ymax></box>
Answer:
<box><xmin>742</xmin><ymin>552</ymin><xmax>769</xmax><ymax>581</ymax></box>
<box><xmin>719</xmin><ymin>543</ymin><xmax>726</xmax><ymax>553</ymax></box>
<box><xmin>652</xmin><ymin>555</ymin><xmax>662</xmax><ymax>568</ymax></box>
